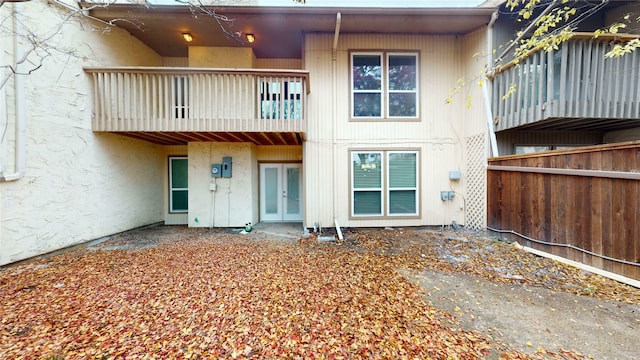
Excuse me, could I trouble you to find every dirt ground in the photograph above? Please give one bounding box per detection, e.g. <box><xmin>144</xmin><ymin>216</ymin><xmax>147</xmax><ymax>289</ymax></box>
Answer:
<box><xmin>3</xmin><ymin>225</ymin><xmax>639</xmax><ymax>359</ymax></box>
<box><xmin>321</xmin><ymin>227</ymin><xmax>640</xmax><ymax>359</ymax></box>
<box><xmin>405</xmin><ymin>269</ymin><xmax>639</xmax><ymax>359</ymax></box>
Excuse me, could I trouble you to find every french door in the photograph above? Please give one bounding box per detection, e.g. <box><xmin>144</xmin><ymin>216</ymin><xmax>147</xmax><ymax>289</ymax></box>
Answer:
<box><xmin>260</xmin><ymin>163</ymin><xmax>302</xmax><ymax>221</ymax></box>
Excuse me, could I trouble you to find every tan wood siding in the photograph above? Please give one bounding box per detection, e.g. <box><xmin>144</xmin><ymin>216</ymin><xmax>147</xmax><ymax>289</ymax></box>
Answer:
<box><xmin>461</xmin><ymin>28</ymin><xmax>490</xmax><ymax>229</ymax></box>
<box><xmin>256</xmin><ymin>145</ymin><xmax>302</xmax><ymax>161</ymax></box>
<box><xmin>304</xmin><ymin>34</ymin><xmax>335</xmax><ymax>225</ymax></box>
<box><xmin>163</xmin><ymin>57</ymin><xmax>189</xmax><ymax>67</ymax></box>
<box><xmin>304</xmin><ymin>33</ymin><xmax>485</xmax><ymax>228</ymax></box>
<box><xmin>255</xmin><ymin>58</ymin><xmax>302</xmax><ymax>70</ymax></box>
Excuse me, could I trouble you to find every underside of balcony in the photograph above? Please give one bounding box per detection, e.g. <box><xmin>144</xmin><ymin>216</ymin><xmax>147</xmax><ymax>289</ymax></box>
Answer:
<box><xmin>108</xmin><ymin>130</ymin><xmax>304</xmax><ymax>146</ymax></box>
<box><xmin>500</xmin><ymin>115</ymin><xmax>640</xmax><ymax>133</ymax></box>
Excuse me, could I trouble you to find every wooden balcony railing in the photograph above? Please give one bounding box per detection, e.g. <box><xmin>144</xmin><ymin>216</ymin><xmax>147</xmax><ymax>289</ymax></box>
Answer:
<box><xmin>491</xmin><ymin>33</ymin><xmax>640</xmax><ymax>132</ymax></box>
<box><xmin>84</xmin><ymin>67</ymin><xmax>309</xmax><ymax>134</ymax></box>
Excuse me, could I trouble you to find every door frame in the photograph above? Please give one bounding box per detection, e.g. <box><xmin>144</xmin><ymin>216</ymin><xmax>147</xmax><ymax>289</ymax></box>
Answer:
<box><xmin>259</xmin><ymin>162</ymin><xmax>303</xmax><ymax>222</ymax></box>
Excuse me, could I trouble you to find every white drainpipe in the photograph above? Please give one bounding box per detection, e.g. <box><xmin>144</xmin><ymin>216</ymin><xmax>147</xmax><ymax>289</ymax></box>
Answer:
<box><xmin>332</xmin><ymin>12</ymin><xmax>341</xmax><ymax>229</ymax></box>
<box><xmin>1</xmin><ymin>3</ymin><xmax>27</xmax><ymax>183</ymax></box>
<box><xmin>484</xmin><ymin>10</ymin><xmax>500</xmax><ymax>158</ymax></box>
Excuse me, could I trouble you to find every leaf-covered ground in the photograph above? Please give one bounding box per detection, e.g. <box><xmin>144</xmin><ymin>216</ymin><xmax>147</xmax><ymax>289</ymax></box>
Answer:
<box><xmin>341</xmin><ymin>228</ymin><xmax>640</xmax><ymax>305</ymax></box>
<box><xmin>1</xmin><ymin>226</ymin><xmax>638</xmax><ymax>359</ymax></box>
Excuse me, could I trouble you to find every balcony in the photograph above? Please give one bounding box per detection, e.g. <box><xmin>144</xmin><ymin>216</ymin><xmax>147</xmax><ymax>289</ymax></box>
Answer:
<box><xmin>84</xmin><ymin>67</ymin><xmax>309</xmax><ymax>145</ymax></box>
<box><xmin>491</xmin><ymin>33</ymin><xmax>640</xmax><ymax>133</ymax></box>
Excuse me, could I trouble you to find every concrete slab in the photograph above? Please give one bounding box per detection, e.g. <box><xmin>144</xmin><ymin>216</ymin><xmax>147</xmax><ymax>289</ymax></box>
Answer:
<box><xmin>251</xmin><ymin>222</ymin><xmax>304</xmax><ymax>239</ymax></box>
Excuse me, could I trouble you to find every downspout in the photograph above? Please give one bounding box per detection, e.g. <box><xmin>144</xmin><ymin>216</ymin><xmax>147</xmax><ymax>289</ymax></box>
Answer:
<box><xmin>332</xmin><ymin>12</ymin><xmax>342</xmax><ymax>239</ymax></box>
<box><xmin>0</xmin><ymin>4</ymin><xmax>26</xmax><ymax>183</ymax></box>
<box><xmin>484</xmin><ymin>11</ymin><xmax>500</xmax><ymax>157</ymax></box>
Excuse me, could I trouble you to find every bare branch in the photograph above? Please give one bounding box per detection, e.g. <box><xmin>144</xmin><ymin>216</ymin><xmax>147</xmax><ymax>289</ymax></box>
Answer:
<box><xmin>175</xmin><ymin>0</ymin><xmax>248</xmax><ymax>44</ymax></box>
<box><xmin>0</xmin><ymin>0</ymin><xmax>149</xmax><ymax>89</ymax></box>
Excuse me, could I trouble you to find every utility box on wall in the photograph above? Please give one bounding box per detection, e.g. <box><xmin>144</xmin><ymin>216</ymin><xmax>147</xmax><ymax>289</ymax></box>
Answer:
<box><xmin>211</xmin><ymin>164</ymin><xmax>222</xmax><ymax>178</ymax></box>
<box><xmin>222</xmin><ymin>157</ymin><xmax>232</xmax><ymax>178</ymax></box>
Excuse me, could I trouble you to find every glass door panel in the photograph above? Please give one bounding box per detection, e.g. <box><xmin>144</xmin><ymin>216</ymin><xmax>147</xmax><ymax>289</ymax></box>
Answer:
<box><xmin>260</xmin><ymin>163</ymin><xmax>302</xmax><ymax>222</ymax></box>
<box><xmin>284</xmin><ymin>165</ymin><xmax>301</xmax><ymax>220</ymax></box>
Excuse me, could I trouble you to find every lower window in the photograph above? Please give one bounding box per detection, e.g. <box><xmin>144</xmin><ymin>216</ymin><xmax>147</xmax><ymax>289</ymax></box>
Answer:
<box><xmin>351</xmin><ymin>150</ymin><xmax>418</xmax><ymax>217</ymax></box>
<box><xmin>169</xmin><ymin>157</ymin><xmax>188</xmax><ymax>213</ymax></box>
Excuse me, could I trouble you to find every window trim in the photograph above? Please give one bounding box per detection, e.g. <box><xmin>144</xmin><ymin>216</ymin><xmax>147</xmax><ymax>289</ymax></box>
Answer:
<box><xmin>350</xmin><ymin>51</ymin><xmax>420</xmax><ymax>121</ymax></box>
<box><xmin>169</xmin><ymin>156</ymin><xmax>188</xmax><ymax>214</ymax></box>
<box><xmin>350</xmin><ymin>149</ymin><xmax>420</xmax><ymax>219</ymax></box>
<box><xmin>386</xmin><ymin>151</ymin><xmax>418</xmax><ymax>216</ymax></box>
<box><xmin>351</xmin><ymin>151</ymin><xmax>384</xmax><ymax>217</ymax></box>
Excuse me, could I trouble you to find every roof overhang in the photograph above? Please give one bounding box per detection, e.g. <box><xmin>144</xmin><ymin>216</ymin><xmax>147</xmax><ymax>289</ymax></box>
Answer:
<box><xmin>82</xmin><ymin>4</ymin><xmax>496</xmax><ymax>58</ymax></box>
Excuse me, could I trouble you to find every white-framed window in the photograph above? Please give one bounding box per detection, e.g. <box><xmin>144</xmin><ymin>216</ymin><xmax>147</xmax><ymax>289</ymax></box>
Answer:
<box><xmin>351</xmin><ymin>150</ymin><xmax>418</xmax><ymax>217</ymax></box>
<box><xmin>169</xmin><ymin>157</ymin><xmax>188</xmax><ymax>213</ymax></box>
<box><xmin>351</xmin><ymin>52</ymin><xmax>419</xmax><ymax>119</ymax></box>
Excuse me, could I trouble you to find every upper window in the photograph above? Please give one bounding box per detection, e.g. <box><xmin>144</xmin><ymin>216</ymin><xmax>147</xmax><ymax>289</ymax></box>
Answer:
<box><xmin>351</xmin><ymin>150</ymin><xmax>418</xmax><ymax>217</ymax></box>
<box><xmin>351</xmin><ymin>52</ymin><xmax>418</xmax><ymax>119</ymax></box>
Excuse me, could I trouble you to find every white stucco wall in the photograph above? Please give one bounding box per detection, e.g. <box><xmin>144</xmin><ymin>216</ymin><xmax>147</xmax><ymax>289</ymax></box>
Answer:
<box><xmin>188</xmin><ymin>142</ymin><xmax>257</xmax><ymax>228</ymax></box>
<box><xmin>0</xmin><ymin>1</ymin><xmax>165</xmax><ymax>265</ymax></box>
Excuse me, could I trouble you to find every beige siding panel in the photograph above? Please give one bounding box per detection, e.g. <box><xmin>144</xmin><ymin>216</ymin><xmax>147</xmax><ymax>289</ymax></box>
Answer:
<box><xmin>304</xmin><ymin>34</ymin><xmax>335</xmax><ymax>224</ymax></box>
<box><xmin>165</xmin><ymin>145</ymin><xmax>188</xmax><ymax>155</ymax></box>
<box><xmin>331</xmin><ymin>142</ymin><xmax>465</xmax><ymax>228</ymax></box>
<box><xmin>255</xmin><ymin>58</ymin><xmax>302</xmax><ymax>70</ymax></box>
<box><xmin>461</xmin><ymin>28</ymin><xmax>489</xmax><ymax>138</ymax></box>
<box><xmin>461</xmin><ymin>28</ymin><xmax>490</xmax><ymax>229</ymax></box>
<box><xmin>163</xmin><ymin>57</ymin><xmax>189</xmax><ymax>67</ymax></box>
<box><xmin>304</xmin><ymin>33</ymin><xmax>478</xmax><ymax>228</ymax></box>
<box><xmin>256</xmin><ymin>145</ymin><xmax>302</xmax><ymax>161</ymax></box>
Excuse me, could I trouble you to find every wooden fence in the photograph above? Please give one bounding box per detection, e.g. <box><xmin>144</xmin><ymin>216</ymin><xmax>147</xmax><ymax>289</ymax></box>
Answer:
<box><xmin>487</xmin><ymin>142</ymin><xmax>640</xmax><ymax>281</ymax></box>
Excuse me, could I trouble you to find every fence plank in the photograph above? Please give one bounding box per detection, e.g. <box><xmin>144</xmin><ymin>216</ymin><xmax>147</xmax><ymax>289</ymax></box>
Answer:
<box><xmin>488</xmin><ymin>142</ymin><xmax>640</xmax><ymax>281</ymax></box>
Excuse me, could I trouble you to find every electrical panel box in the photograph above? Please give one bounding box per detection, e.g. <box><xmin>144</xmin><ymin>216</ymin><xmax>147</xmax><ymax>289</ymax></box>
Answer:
<box><xmin>211</xmin><ymin>164</ymin><xmax>222</xmax><ymax>178</ymax></box>
<box><xmin>449</xmin><ymin>170</ymin><xmax>461</xmax><ymax>181</ymax></box>
<box><xmin>222</xmin><ymin>157</ymin><xmax>232</xmax><ymax>178</ymax></box>
<box><xmin>440</xmin><ymin>191</ymin><xmax>455</xmax><ymax>201</ymax></box>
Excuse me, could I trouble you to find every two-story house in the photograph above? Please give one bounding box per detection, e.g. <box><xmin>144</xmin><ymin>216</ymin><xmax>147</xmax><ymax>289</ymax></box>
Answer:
<box><xmin>1</xmin><ymin>0</ymin><xmax>495</xmax><ymax>265</ymax></box>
